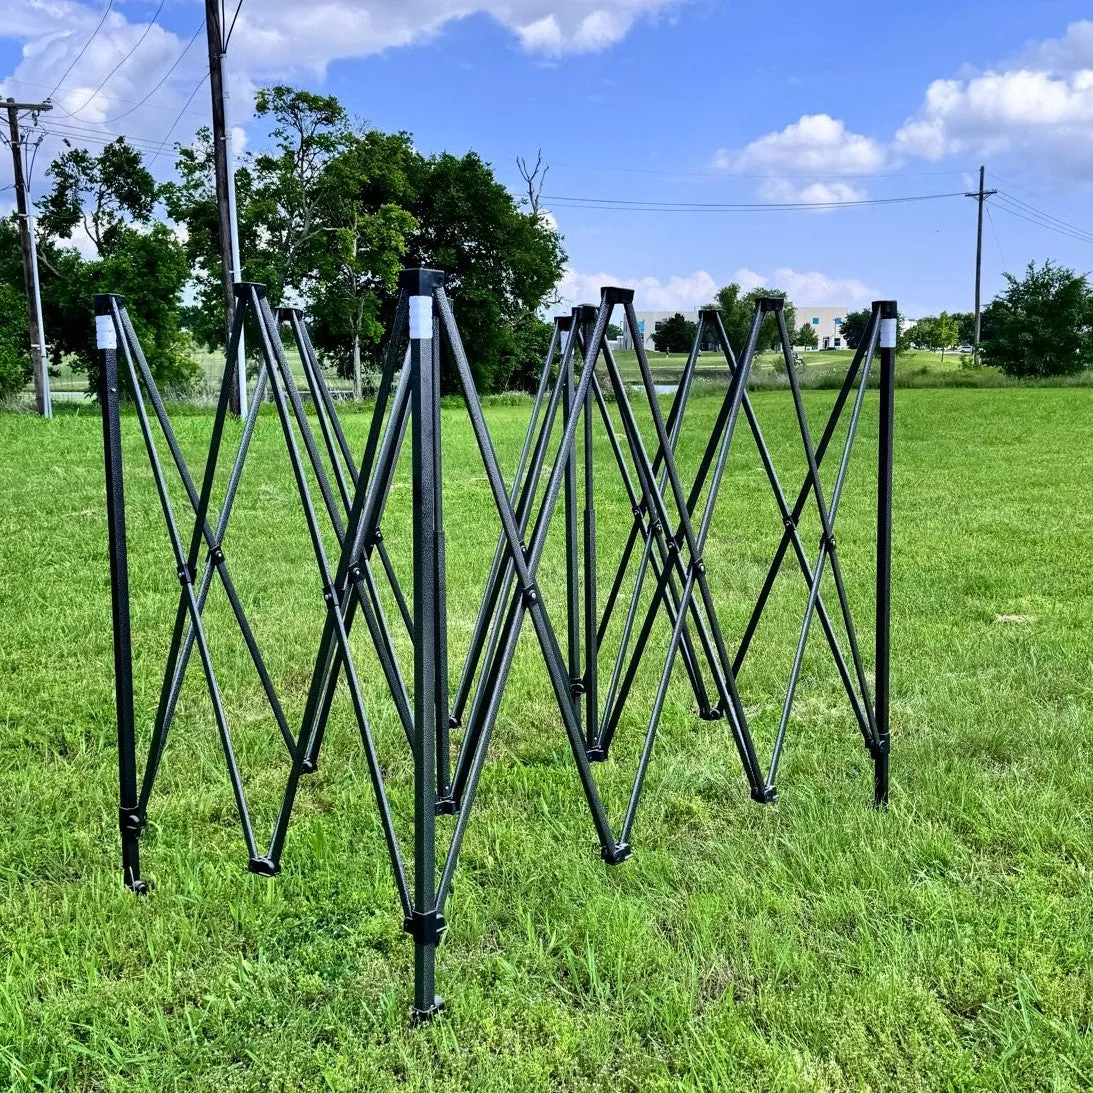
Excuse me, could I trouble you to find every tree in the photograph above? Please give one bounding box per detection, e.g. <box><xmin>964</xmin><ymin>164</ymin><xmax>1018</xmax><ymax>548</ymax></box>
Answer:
<box><xmin>711</xmin><ymin>284</ymin><xmax>797</xmax><ymax>355</ymax></box>
<box><xmin>0</xmin><ymin>277</ymin><xmax>31</xmax><ymax>401</ymax></box>
<box><xmin>652</xmin><ymin>313</ymin><xmax>696</xmax><ymax>353</ymax></box>
<box><xmin>840</xmin><ymin>309</ymin><xmax>870</xmax><ymax>349</ymax></box>
<box><xmin>38</xmin><ymin>137</ymin><xmax>157</xmax><ymax>252</ymax></box>
<box><xmin>606</xmin><ymin>322</ymin><xmax>622</xmax><ymax>340</ymax></box>
<box><xmin>400</xmin><ymin>149</ymin><xmax>564</xmax><ymax>393</ymax></box>
<box><xmin>795</xmin><ymin>321</ymin><xmax>817</xmax><ymax>348</ymax></box>
<box><xmin>307</xmin><ymin>132</ymin><xmax>417</xmax><ymax>398</ymax></box>
<box><xmin>913</xmin><ymin>312</ymin><xmax>959</xmax><ymax>360</ymax></box>
<box><xmin>952</xmin><ymin>311</ymin><xmax>975</xmax><ymax>346</ymax></box>
<box><xmin>981</xmin><ymin>260</ymin><xmax>1093</xmax><ymax>378</ymax></box>
<box><xmin>165</xmin><ymin>87</ymin><xmax>354</xmax><ymax>351</ymax></box>
<box><xmin>168</xmin><ymin>86</ymin><xmax>564</xmax><ymax>395</ymax></box>
<box><xmin>7</xmin><ymin>138</ymin><xmax>196</xmax><ymax>395</ymax></box>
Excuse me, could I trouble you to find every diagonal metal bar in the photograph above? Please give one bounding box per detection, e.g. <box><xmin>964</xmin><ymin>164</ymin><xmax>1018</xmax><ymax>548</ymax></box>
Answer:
<box><xmin>765</xmin><ymin>310</ymin><xmax>878</xmax><ymax>789</ymax></box>
<box><xmin>248</xmin><ymin>286</ymin><xmax>410</xmax><ymax>908</ymax></box>
<box><xmin>436</xmin><ymin>287</ymin><xmax>623</xmax><ymax>858</ymax></box>
<box><xmin>706</xmin><ymin>309</ymin><xmax>873</xmax><ymax>743</ymax></box>
<box><xmin>113</xmin><ymin>300</ymin><xmax>259</xmax><ymax>860</ymax></box>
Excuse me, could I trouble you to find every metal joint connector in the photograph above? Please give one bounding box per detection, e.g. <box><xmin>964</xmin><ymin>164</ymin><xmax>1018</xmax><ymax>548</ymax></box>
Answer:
<box><xmin>522</xmin><ymin>584</ymin><xmax>539</xmax><ymax>606</ymax></box>
<box><xmin>119</xmin><ymin>806</ymin><xmax>145</xmax><ymax>836</ymax></box>
<box><xmin>602</xmin><ymin>842</ymin><xmax>632</xmax><ymax>865</ymax></box>
<box><xmin>570</xmin><ymin>676</ymin><xmax>586</xmax><ymax>697</ymax></box>
<box><xmin>176</xmin><ymin>563</ymin><xmax>194</xmax><ymax>586</ymax></box>
<box><xmin>321</xmin><ymin>583</ymin><xmax>338</xmax><ymax>606</ymax></box>
<box><xmin>207</xmin><ymin>546</ymin><xmax>225</xmax><ymax>567</ymax></box>
<box><xmin>404</xmin><ymin>909</ymin><xmax>447</xmax><ymax>946</ymax></box>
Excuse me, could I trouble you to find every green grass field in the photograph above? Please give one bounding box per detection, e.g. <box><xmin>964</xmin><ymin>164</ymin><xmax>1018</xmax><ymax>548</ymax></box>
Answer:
<box><xmin>1</xmin><ymin>386</ymin><xmax>1092</xmax><ymax>1090</ymax></box>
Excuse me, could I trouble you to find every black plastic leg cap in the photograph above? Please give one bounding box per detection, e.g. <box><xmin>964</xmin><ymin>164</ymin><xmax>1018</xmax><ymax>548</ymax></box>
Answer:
<box><xmin>751</xmin><ymin>785</ymin><xmax>778</xmax><ymax>804</ymax></box>
<box><xmin>410</xmin><ymin>996</ymin><xmax>445</xmax><ymax>1025</ymax></box>
<box><xmin>248</xmin><ymin>856</ymin><xmax>280</xmax><ymax>878</ymax></box>
<box><xmin>602</xmin><ymin>842</ymin><xmax>632</xmax><ymax>866</ymax></box>
<box><xmin>698</xmin><ymin>706</ymin><xmax>722</xmax><ymax>722</ymax></box>
<box><xmin>586</xmin><ymin>744</ymin><xmax>607</xmax><ymax>763</ymax></box>
<box><xmin>127</xmin><ymin>878</ymin><xmax>150</xmax><ymax>896</ymax></box>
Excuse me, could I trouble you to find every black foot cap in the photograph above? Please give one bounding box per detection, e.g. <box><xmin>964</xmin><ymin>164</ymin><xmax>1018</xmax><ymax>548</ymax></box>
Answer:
<box><xmin>698</xmin><ymin>706</ymin><xmax>722</xmax><ymax>722</ymax></box>
<box><xmin>248</xmin><ymin>856</ymin><xmax>280</xmax><ymax>877</ymax></box>
<box><xmin>602</xmin><ymin>842</ymin><xmax>632</xmax><ymax>866</ymax></box>
<box><xmin>586</xmin><ymin>744</ymin><xmax>608</xmax><ymax>763</ymax></box>
<box><xmin>435</xmin><ymin>797</ymin><xmax>459</xmax><ymax>816</ymax></box>
<box><xmin>301</xmin><ymin>758</ymin><xmax>318</xmax><ymax>775</ymax></box>
<box><xmin>411</xmin><ymin>996</ymin><xmax>445</xmax><ymax>1024</ymax></box>
<box><xmin>127</xmin><ymin>878</ymin><xmax>150</xmax><ymax>896</ymax></box>
<box><xmin>751</xmin><ymin>785</ymin><xmax>778</xmax><ymax>804</ymax></box>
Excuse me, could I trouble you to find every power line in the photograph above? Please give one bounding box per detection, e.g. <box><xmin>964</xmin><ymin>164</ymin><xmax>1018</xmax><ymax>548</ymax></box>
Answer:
<box><xmin>543</xmin><ymin>190</ymin><xmax>967</xmax><ymax>212</ymax></box>
<box><xmin>993</xmin><ymin>190</ymin><xmax>1093</xmax><ymax>244</ymax></box>
<box><xmin>991</xmin><ymin>172</ymin><xmax>1093</xmax><ymax>224</ymax></box>
<box><xmin>992</xmin><ymin>192</ymin><xmax>1093</xmax><ymax>246</ymax></box>
<box><xmin>100</xmin><ymin>21</ymin><xmax>205</xmax><ymax>124</ymax></box>
<box><xmin>7</xmin><ymin>75</ymin><xmax>207</xmax><ymax>119</ymax></box>
<box><xmin>224</xmin><ymin>0</ymin><xmax>246</xmax><ymax>48</ymax></box>
<box><xmin>64</xmin><ymin>0</ymin><xmax>168</xmax><ymax>119</ymax></box>
<box><xmin>985</xmin><ymin>203</ymin><xmax>1008</xmax><ymax>274</ymax></box>
<box><xmin>149</xmin><ymin>73</ymin><xmax>210</xmax><ymax>162</ymax></box>
<box><xmin>47</xmin><ymin>1</ymin><xmax>115</xmax><ymax>100</ymax></box>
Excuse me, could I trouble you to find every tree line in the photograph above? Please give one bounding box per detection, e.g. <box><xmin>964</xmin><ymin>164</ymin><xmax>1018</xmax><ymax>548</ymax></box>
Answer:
<box><xmin>0</xmin><ymin>86</ymin><xmax>564</xmax><ymax>401</ymax></box>
<box><xmin>648</xmin><ymin>261</ymin><xmax>1093</xmax><ymax>380</ymax></box>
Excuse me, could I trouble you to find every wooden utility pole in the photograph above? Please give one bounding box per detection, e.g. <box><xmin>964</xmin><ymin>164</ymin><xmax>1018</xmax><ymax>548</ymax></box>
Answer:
<box><xmin>205</xmin><ymin>0</ymin><xmax>246</xmax><ymax>415</ymax></box>
<box><xmin>966</xmin><ymin>165</ymin><xmax>997</xmax><ymax>366</ymax></box>
<box><xmin>5</xmin><ymin>98</ymin><xmax>52</xmax><ymax>417</ymax></box>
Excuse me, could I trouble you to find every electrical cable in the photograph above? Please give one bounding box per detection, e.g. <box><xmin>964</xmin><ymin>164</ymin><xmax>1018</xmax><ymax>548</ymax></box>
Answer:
<box><xmin>47</xmin><ymin>1</ymin><xmax>115</xmax><ymax>100</ymax></box>
<box><xmin>543</xmin><ymin>190</ymin><xmax>967</xmax><ymax>213</ymax></box>
<box><xmin>99</xmin><ymin>21</ymin><xmax>205</xmax><ymax>124</ymax></box>
<box><xmin>64</xmin><ymin>0</ymin><xmax>168</xmax><ymax>119</ymax></box>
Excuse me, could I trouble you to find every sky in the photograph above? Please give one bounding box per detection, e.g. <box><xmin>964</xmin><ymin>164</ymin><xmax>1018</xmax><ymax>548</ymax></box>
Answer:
<box><xmin>2</xmin><ymin>0</ymin><xmax>1093</xmax><ymax>317</ymax></box>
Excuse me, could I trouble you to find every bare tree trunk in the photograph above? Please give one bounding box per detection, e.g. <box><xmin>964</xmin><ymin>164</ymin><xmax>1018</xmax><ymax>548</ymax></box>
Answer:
<box><xmin>352</xmin><ymin>329</ymin><xmax>362</xmax><ymax>401</ymax></box>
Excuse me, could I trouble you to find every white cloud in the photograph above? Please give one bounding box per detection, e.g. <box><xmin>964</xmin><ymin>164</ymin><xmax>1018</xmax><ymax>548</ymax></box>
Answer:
<box><xmin>556</xmin><ymin>266</ymin><xmax>875</xmax><ymax>311</ymax></box>
<box><xmin>733</xmin><ymin>267</ymin><xmax>875</xmax><ymax>307</ymax></box>
<box><xmin>0</xmin><ymin>0</ymin><xmax>679</xmax><ymax>180</ymax></box>
<box><xmin>756</xmin><ymin>178</ymin><xmax>867</xmax><ymax>205</ymax></box>
<box><xmin>714</xmin><ymin>114</ymin><xmax>887</xmax><ymax>176</ymax></box>
<box><xmin>556</xmin><ymin>268</ymin><xmax>719</xmax><ymax>310</ymax></box>
<box><xmin>893</xmin><ymin>20</ymin><xmax>1093</xmax><ymax>172</ymax></box>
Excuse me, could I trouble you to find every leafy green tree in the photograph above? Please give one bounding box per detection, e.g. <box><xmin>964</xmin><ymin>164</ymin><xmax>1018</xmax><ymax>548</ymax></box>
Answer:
<box><xmin>0</xmin><ymin>279</ymin><xmax>31</xmax><ymax>401</ymax></box>
<box><xmin>12</xmin><ymin>138</ymin><xmax>197</xmax><ymax>395</ymax></box>
<box><xmin>308</xmin><ymin>133</ymin><xmax>417</xmax><ymax>397</ymax></box>
<box><xmin>606</xmin><ymin>322</ymin><xmax>622</xmax><ymax>340</ymax></box>
<box><xmin>401</xmin><ymin>149</ymin><xmax>564</xmax><ymax>393</ymax></box>
<box><xmin>795</xmin><ymin>321</ymin><xmax>818</xmax><ymax>348</ymax></box>
<box><xmin>952</xmin><ymin>311</ymin><xmax>975</xmax><ymax>346</ymax></box>
<box><xmin>913</xmin><ymin>312</ymin><xmax>959</xmax><ymax>360</ymax></box>
<box><xmin>165</xmin><ymin>87</ymin><xmax>353</xmax><ymax>350</ymax></box>
<box><xmin>652</xmin><ymin>313</ymin><xmax>696</xmax><ymax>353</ymax></box>
<box><xmin>840</xmin><ymin>308</ymin><xmax>870</xmax><ymax>349</ymax></box>
<box><xmin>38</xmin><ymin>138</ymin><xmax>157</xmax><ymax>251</ymax></box>
<box><xmin>168</xmin><ymin>87</ymin><xmax>564</xmax><ymax>395</ymax></box>
<box><xmin>981</xmin><ymin>261</ymin><xmax>1093</xmax><ymax>378</ymax></box>
<box><xmin>712</xmin><ymin>284</ymin><xmax>796</xmax><ymax>355</ymax></box>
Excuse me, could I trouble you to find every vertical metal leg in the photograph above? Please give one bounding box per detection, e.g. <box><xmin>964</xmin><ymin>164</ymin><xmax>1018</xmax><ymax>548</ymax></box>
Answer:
<box><xmin>431</xmin><ymin>319</ymin><xmax>452</xmax><ymax>803</ymax></box>
<box><xmin>562</xmin><ymin>328</ymin><xmax>582</xmax><ymax>731</ymax></box>
<box><xmin>96</xmin><ymin>294</ymin><xmax>146</xmax><ymax>895</ymax></box>
<box><xmin>874</xmin><ymin>301</ymin><xmax>897</xmax><ymax>807</ymax></box>
<box><xmin>406</xmin><ymin>272</ymin><xmax>445</xmax><ymax>1021</ymax></box>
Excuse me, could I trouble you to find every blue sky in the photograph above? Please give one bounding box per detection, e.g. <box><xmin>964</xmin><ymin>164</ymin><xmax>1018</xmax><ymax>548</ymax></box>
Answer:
<box><xmin>2</xmin><ymin>0</ymin><xmax>1092</xmax><ymax>316</ymax></box>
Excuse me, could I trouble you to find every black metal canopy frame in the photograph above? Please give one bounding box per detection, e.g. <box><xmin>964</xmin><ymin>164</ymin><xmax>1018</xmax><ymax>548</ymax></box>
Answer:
<box><xmin>96</xmin><ymin>272</ymin><xmax>897</xmax><ymax>1021</ymax></box>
